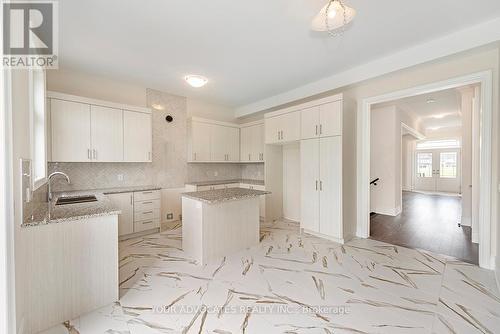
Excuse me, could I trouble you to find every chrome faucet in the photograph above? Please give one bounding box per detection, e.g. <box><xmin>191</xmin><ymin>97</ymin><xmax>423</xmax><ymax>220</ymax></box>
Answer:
<box><xmin>48</xmin><ymin>172</ymin><xmax>70</xmax><ymax>202</ymax></box>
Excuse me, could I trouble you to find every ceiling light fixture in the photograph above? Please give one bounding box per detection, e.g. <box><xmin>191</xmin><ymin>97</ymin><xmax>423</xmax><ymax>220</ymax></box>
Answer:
<box><xmin>185</xmin><ymin>75</ymin><xmax>208</xmax><ymax>88</ymax></box>
<box><xmin>311</xmin><ymin>0</ymin><xmax>356</xmax><ymax>36</ymax></box>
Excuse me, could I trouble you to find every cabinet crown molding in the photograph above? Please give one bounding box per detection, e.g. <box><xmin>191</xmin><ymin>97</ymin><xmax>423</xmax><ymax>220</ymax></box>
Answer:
<box><xmin>47</xmin><ymin>91</ymin><xmax>151</xmax><ymax>114</ymax></box>
<box><xmin>265</xmin><ymin>93</ymin><xmax>343</xmax><ymax>119</ymax></box>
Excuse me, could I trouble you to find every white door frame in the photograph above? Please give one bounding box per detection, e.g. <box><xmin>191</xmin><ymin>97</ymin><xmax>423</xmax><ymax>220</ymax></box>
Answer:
<box><xmin>357</xmin><ymin>70</ymin><xmax>493</xmax><ymax>269</ymax></box>
<box><xmin>1</xmin><ymin>68</ymin><xmax>16</xmax><ymax>333</ymax></box>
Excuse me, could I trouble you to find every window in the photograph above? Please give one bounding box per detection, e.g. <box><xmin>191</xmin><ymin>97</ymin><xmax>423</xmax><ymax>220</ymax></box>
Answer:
<box><xmin>29</xmin><ymin>69</ymin><xmax>47</xmax><ymax>189</ymax></box>
<box><xmin>440</xmin><ymin>152</ymin><xmax>458</xmax><ymax>178</ymax></box>
<box><xmin>417</xmin><ymin>139</ymin><xmax>460</xmax><ymax>150</ymax></box>
<box><xmin>417</xmin><ymin>153</ymin><xmax>433</xmax><ymax>178</ymax></box>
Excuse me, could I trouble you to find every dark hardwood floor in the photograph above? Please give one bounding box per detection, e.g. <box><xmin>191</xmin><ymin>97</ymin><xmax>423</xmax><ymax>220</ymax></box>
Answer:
<box><xmin>370</xmin><ymin>191</ymin><xmax>479</xmax><ymax>264</ymax></box>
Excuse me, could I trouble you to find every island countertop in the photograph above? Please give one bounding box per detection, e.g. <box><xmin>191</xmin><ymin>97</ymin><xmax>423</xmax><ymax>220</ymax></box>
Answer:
<box><xmin>182</xmin><ymin>188</ymin><xmax>270</xmax><ymax>204</ymax></box>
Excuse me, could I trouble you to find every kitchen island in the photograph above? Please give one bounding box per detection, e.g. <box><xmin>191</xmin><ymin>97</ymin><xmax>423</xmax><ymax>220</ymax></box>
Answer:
<box><xmin>182</xmin><ymin>188</ymin><xmax>270</xmax><ymax>265</ymax></box>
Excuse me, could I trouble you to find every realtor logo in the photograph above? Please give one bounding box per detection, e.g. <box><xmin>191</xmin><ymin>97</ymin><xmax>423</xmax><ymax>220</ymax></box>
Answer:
<box><xmin>2</xmin><ymin>0</ymin><xmax>58</xmax><ymax>68</ymax></box>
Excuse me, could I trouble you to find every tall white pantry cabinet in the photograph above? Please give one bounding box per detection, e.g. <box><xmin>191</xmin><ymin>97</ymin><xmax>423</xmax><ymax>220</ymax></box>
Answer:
<box><xmin>265</xmin><ymin>94</ymin><xmax>344</xmax><ymax>243</ymax></box>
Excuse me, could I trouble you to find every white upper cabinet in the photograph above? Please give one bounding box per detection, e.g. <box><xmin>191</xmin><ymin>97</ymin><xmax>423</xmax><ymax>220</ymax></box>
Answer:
<box><xmin>300</xmin><ymin>106</ymin><xmax>320</xmax><ymax>140</ymax></box>
<box><xmin>240</xmin><ymin>123</ymin><xmax>264</xmax><ymax>162</ymax></box>
<box><xmin>319</xmin><ymin>100</ymin><xmax>342</xmax><ymax>137</ymax></box>
<box><xmin>210</xmin><ymin>124</ymin><xmax>240</xmax><ymax>162</ymax></box>
<box><xmin>51</xmin><ymin>99</ymin><xmax>92</xmax><ymax>162</ymax></box>
<box><xmin>300</xmin><ymin>100</ymin><xmax>342</xmax><ymax>140</ymax></box>
<box><xmin>123</xmin><ymin>110</ymin><xmax>152</xmax><ymax>162</ymax></box>
<box><xmin>91</xmin><ymin>105</ymin><xmax>123</xmax><ymax>162</ymax></box>
<box><xmin>189</xmin><ymin>121</ymin><xmax>211</xmax><ymax>162</ymax></box>
<box><xmin>49</xmin><ymin>92</ymin><xmax>152</xmax><ymax>163</ymax></box>
<box><xmin>188</xmin><ymin>118</ymin><xmax>240</xmax><ymax>163</ymax></box>
<box><xmin>265</xmin><ymin>111</ymin><xmax>300</xmax><ymax>144</ymax></box>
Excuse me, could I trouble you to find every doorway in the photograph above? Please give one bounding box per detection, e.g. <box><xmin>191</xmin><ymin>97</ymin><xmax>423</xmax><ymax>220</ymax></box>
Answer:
<box><xmin>358</xmin><ymin>71</ymin><xmax>493</xmax><ymax>268</ymax></box>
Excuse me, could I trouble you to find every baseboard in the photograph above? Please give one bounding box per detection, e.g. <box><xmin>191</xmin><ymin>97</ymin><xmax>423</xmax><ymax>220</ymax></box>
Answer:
<box><xmin>472</xmin><ymin>231</ymin><xmax>479</xmax><ymax>244</ymax></box>
<box><xmin>119</xmin><ymin>228</ymin><xmax>160</xmax><ymax>241</ymax></box>
<box><xmin>373</xmin><ymin>206</ymin><xmax>401</xmax><ymax>217</ymax></box>
<box><xmin>495</xmin><ymin>256</ymin><xmax>500</xmax><ymax>292</ymax></box>
<box><xmin>460</xmin><ymin>216</ymin><xmax>471</xmax><ymax>227</ymax></box>
<box><xmin>302</xmin><ymin>228</ymin><xmax>345</xmax><ymax>244</ymax></box>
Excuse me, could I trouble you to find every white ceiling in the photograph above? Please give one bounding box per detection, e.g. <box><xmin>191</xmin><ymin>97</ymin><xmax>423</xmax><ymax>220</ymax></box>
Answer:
<box><xmin>58</xmin><ymin>0</ymin><xmax>500</xmax><ymax>109</ymax></box>
<box><xmin>375</xmin><ymin>88</ymin><xmax>464</xmax><ymax>134</ymax></box>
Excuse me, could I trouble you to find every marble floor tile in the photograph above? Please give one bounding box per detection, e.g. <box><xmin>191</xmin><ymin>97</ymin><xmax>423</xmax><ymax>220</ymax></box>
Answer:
<box><xmin>40</xmin><ymin>220</ymin><xmax>500</xmax><ymax>334</ymax></box>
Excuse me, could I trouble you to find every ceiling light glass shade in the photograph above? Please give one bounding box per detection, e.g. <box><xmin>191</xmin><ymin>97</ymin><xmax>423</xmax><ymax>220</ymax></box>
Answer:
<box><xmin>185</xmin><ymin>75</ymin><xmax>208</xmax><ymax>88</ymax></box>
<box><xmin>311</xmin><ymin>1</ymin><xmax>356</xmax><ymax>32</ymax></box>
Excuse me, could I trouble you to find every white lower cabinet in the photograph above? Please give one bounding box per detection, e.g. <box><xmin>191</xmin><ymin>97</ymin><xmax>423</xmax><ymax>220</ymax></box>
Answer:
<box><xmin>106</xmin><ymin>192</ymin><xmax>134</xmax><ymax>236</ymax></box>
<box><xmin>300</xmin><ymin>136</ymin><xmax>342</xmax><ymax>242</ymax></box>
<box><xmin>134</xmin><ymin>190</ymin><xmax>161</xmax><ymax>232</ymax></box>
<box><xmin>107</xmin><ymin>189</ymin><xmax>161</xmax><ymax>237</ymax></box>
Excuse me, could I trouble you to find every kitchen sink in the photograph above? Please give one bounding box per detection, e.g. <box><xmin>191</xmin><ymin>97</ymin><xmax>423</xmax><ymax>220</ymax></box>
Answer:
<box><xmin>55</xmin><ymin>195</ymin><xmax>98</xmax><ymax>206</ymax></box>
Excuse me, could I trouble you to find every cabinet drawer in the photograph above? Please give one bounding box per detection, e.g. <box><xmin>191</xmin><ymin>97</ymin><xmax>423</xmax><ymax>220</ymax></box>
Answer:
<box><xmin>134</xmin><ymin>199</ymin><xmax>160</xmax><ymax>212</ymax></box>
<box><xmin>134</xmin><ymin>218</ymin><xmax>159</xmax><ymax>232</ymax></box>
<box><xmin>134</xmin><ymin>208</ymin><xmax>160</xmax><ymax>222</ymax></box>
<box><xmin>134</xmin><ymin>190</ymin><xmax>160</xmax><ymax>202</ymax></box>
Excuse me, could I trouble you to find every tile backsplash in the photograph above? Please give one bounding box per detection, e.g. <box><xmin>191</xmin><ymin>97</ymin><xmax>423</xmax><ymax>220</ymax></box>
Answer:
<box><xmin>49</xmin><ymin>162</ymin><xmax>264</xmax><ymax>192</ymax></box>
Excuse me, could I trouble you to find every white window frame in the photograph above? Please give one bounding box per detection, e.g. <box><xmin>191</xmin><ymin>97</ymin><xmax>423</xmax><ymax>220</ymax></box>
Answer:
<box><xmin>29</xmin><ymin>68</ymin><xmax>48</xmax><ymax>190</ymax></box>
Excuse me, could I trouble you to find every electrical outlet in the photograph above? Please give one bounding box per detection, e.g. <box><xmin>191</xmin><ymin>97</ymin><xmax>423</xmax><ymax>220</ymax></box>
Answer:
<box><xmin>167</xmin><ymin>213</ymin><xmax>173</xmax><ymax>220</ymax></box>
<box><xmin>117</xmin><ymin>174</ymin><xmax>124</xmax><ymax>181</ymax></box>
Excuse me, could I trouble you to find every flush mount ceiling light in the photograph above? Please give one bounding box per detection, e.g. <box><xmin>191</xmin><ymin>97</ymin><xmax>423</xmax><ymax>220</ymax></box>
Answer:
<box><xmin>311</xmin><ymin>0</ymin><xmax>356</xmax><ymax>36</ymax></box>
<box><xmin>185</xmin><ymin>75</ymin><xmax>208</xmax><ymax>88</ymax></box>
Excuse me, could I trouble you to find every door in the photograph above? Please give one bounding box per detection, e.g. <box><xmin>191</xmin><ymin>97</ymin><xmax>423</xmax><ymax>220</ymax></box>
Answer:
<box><xmin>415</xmin><ymin>149</ymin><xmax>461</xmax><ymax>193</ymax></box>
<box><xmin>319</xmin><ymin>100</ymin><xmax>342</xmax><ymax>137</ymax></box>
<box><xmin>254</xmin><ymin>124</ymin><xmax>265</xmax><ymax>161</ymax></box>
<box><xmin>123</xmin><ymin>110</ymin><xmax>152</xmax><ymax>162</ymax></box>
<box><xmin>50</xmin><ymin>99</ymin><xmax>91</xmax><ymax>162</ymax></box>
<box><xmin>436</xmin><ymin>150</ymin><xmax>461</xmax><ymax>193</ymax></box>
<box><xmin>265</xmin><ymin>116</ymin><xmax>281</xmax><ymax>144</ymax></box>
<box><xmin>210</xmin><ymin>124</ymin><xmax>227</xmax><ymax>161</ymax></box>
<box><xmin>319</xmin><ymin>136</ymin><xmax>342</xmax><ymax>238</ymax></box>
<box><xmin>226</xmin><ymin>126</ymin><xmax>240</xmax><ymax>161</ymax></box>
<box><xmin>191</xmin><ymin>121</ymin><xmax>211</xmax><ymax>161</ymax></box>
<box><xmin>281</xmin><ymin>111</ymin><xmax>301</xmax><ymax>142</ymax></box>
<box><xmin>300</xmin><ymin>106</ymin><xmax>320</xmax><ymax>140</ymax></box>
<box><xmin>107</xmin><ymin>192</ymin><xmax>134</xmax><ymax>236</ymax></box>
<box><xmin>90</xmin><ymin>105</ymin><xmax>123</xmax><ymax>162</ymax></box>
<box><xmin>300</xmin><ymin>139</ymin><xmax>320</xmax><ymax>232</ymax></box>
<box><xmin>240</xmin><ymin>126</ymin><xmax>253</xmax><ymax>161</ymax></box>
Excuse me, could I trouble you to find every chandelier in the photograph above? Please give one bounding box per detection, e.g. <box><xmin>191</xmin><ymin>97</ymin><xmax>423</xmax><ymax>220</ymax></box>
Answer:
<box><xmin>311</xmin><ymin>0</ymin><xmax>356</xmax><ymax>36</ymax></box>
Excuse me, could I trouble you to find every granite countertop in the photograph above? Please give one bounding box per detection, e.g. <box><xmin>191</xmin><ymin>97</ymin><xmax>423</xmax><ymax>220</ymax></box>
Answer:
<box><xmin>22</xmin><ymin>185</ymin><xmax>160</xmax><ymax>227</ymax></box>
<box><xmin>186</xmin><ymin>179</ymin><xmax>265</xmax><ymax>186</ymax></box>
<box><xmin>182</xmin><ymin>188</ymin><xmax>270</xmax><ymax>204</ymax></box>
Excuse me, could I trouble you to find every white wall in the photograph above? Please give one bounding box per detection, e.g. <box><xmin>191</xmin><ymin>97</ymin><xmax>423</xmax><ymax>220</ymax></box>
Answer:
<box><xmin>370</xmin><ymin>105</ymin><xmax>402</xmax><ymax>216</ymax></box>
<box><xmin>402</xmin><ymin>135</ymin><xmax>416</xmax><ymax>191</ymax></box>
<box><xmin>282</xmin><ymin>143</ymin><xmax>300</xmax><ymax>221</ymax></box>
